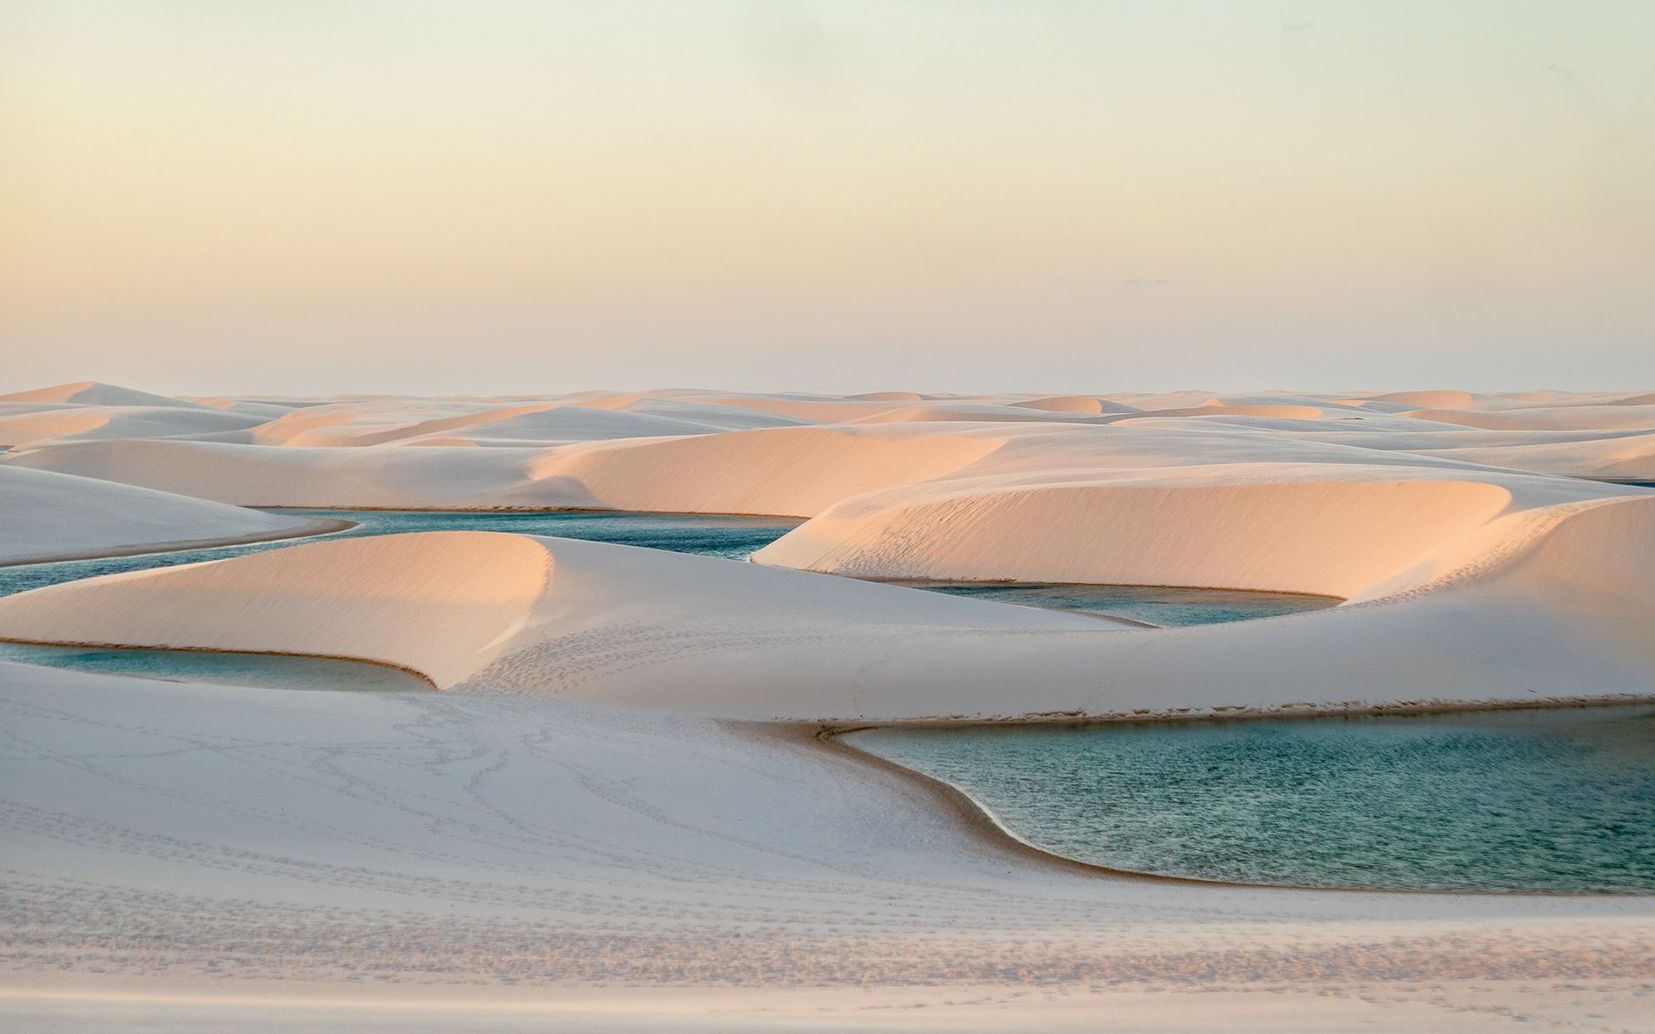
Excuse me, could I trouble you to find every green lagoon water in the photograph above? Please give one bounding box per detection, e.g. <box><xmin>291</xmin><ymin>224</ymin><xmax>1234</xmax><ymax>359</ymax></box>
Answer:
<box><xmin>0</xmin><ymin>641</ymin><xmax>429</xmax><ymax>693</ymax></box>
<box><xmin>847</xmin><ymin>708</ymin><xmax>1655</xmax><ymax>893</ymax></box>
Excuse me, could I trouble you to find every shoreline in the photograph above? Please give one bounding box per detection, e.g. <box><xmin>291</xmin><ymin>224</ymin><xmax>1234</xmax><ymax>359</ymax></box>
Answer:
<box><xmin>746</xmin><ymin>719</ymin><xmax>1195</xmax><ymax>888</ymax></box>
<box><xmin>0</xmin><ymin>516</ymin><xmax>356</xmax><ymax>569</ymax></box>
<box><xmin>859</xmin><ymin>575</ymin><xmax>1346</xmax><ymax>604</ymax></box>
<box><xmin>803</xmin><ymin>691</ymin><xmax>1655</xmax><ymax>732</ymax></box>
<box><xmin>757</xmin><ymin>694</ymin><xmax>1655</xmax><ymax>899</ymax></box>
<box><xmin>0</xmin><ymin>636</ymin><xmax>439</xmax><ymax>691</ymax></box>
<box><xmin>262</xmin><ymin>504</ymin><xmax>808</xmax><ymax>521</ymax></box>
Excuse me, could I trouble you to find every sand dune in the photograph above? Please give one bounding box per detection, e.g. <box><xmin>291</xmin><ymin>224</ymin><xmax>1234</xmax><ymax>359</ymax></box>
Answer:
<box><xmin>1407</xmin><ymin>403</ymin><xmax>1655</xmax><ymax>431</ymax></box>
<box><xmin>10</xmin><ymin>386</ymin><xmax>1654</xmax><ymax>496</ymax></box>
<box><xmin>8</xmin><ymin>399</ymin><xmax>1654</xmax><ymax>525</ymax></box>
<box><xmin>1364</xmin><ymin>389</ymin><xmax>1479</xmax><ymax>409</ymax></box>
<box><xmin>754</xmin><ymin>471</ymin><xmax>1516</xmax><ymax>596</ymax></box>
<box><xmin>240</xmin><ymin>398</ymin><xmax>736</xmax><ymax>447</ymax></box>
<box><xmin>1410</xmin><ymin>433</ymin><xmax>1655</xmax><ymax>479</ymax></box>
<box><xmin>410</xmin><ymin>404</ymin><xmax>729</xmax><ymax>444</ymax></box>
<box><xmin>0</xmin><ymin>531</ymin><xmax>1105</xmax><ymax>690</ymax></box>
<box><xmin>5</xmin><ymin>426</ymin><xmax>1011</xmax><ymax>513</ymax></box>
<box><xmin>0</xmin><ymin>465</ymin><xmax>330</xmax><ymax>565</ymax></box>
<box><xmin>596</xmin><ymin>395</ymin><xmax>814</xmax><ymax>430</ymax></box>
<box><xmin>2</xmin><ymin>440</ymin><xmax>573</xmax><ymax>507</ymax></box>
<box><xmin>0</xmin><ymin>382</ymin><xmax>286</xmax><ymax>449</ymax></box>
<box><xmin>691</xmin><ymin>393</ymin><xmax>915</xmax><ymax>423</ymax></box>
<box><xmin>1011</xmin><ymin>394</ymin><xmax>1139</xmax><ymax>414</ymax></box>
<box><xmin>180</xmin><ymin>396</ymin><xmax>309</xmax><ymax>417</ymax></box>
<box><xmin>2</xmin><ymin>478</ymin><xmax>1650</xmax><ymax>720</ymax></box>
<box><xmin>529</xmin><ymin>424</ymin><xmax>1009</xmax><ymax>515</ymax></box>
<box><xmin>0</xmin><ymin>532</ymin><xmax>554</xmax><ymax>685</ymax></box>
<box><xmin>847</xmin><ymin>390</ymin><xmax>928</xmax><ymax>402</ymax></box>
<box><xmin>0</xmin><ymin>380</ymin><xmax>207</xmax><ymax>408</ymax></box>
<box><xmin>0</xmin><ymin>408</ymin><xmax>109</xmax><ymax>447</ymax></box>
<box><xmin>0</xmin><ymin>404</ymin><xmax>270</xmax><ymax>449</ymax></box>
<box><xmin>848</xmin><ymin>402</ymin><xmax>1105</xmax><ymax>424</ymax></box>
<box><xmin>1122</xmin><ymin>403</ymin><xmax>1327</xmax><ymax>422</ymax></box>
<box><xmin>0</xmin><ymin>385</ymin><xmax>824</xmax><ymax>455</ymax></box>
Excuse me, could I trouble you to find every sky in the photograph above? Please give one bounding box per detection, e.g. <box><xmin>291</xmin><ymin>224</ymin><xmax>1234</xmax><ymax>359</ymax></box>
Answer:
<box><xmin>2</xmin><ymin>0</ymin><xmax>1652</xmax><ymax>396</ymax></box>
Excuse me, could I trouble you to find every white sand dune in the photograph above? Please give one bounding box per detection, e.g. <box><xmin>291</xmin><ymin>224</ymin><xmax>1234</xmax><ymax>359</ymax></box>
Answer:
<box><xmin>1408</xmin><ymin>403</ymin><xmax>1655</xmax><ymax>431</ymax></box>
<box><xmin>0</xmin><ymin>387</ymin><xmax>823</xmax><ymax>455</ymax></box>
<box><xmin>3</xmin><ymin>384</ymin><xmax>1655</xmax><ymax>1031</ymax></box>
<box><xmin>2</xmin><ymin>482</ymin><xmax>1650</xmax><ymax>720</ymax></box>
<box><xmin>0</xmin><ymin>531</ymin><xmax>1107</xmax><ymax>690</ymax></box>
<box><xmin>1102</xmin><ymin>389</ymin><xmax>1220</xmax><ymax>410</ymax></box>
<box><xmin>0</xmin><ymin>418</ymin><xmax>1535</xmax><ymax>508</ymax></box>
<box><xmin>1011</xmin><ymin>394</ymin><xmax>1139</xmax><ymax>414</ymax></box>
<box><xmin>847</xmin><ymin>401</ymin><xmax>1107</xmax><ymax>424</ymax></box>
<box><xmin>1410</xmin><ymin>434</ymin><xmax>1655</xmax><ymax>480</ymax></box>
<box><xmin>0</xmin><ymin>532</ymin><xmax>553</xmax><ymax>684</ymax></box>
<box><xmin>0</xmin><ymin>407</ymin><xmax>109</xmax><ymax>447</ymax></box>
<box><xmin>0</xmin><ymin>465</ymin><xmax>332</xmax><ymax>565</ymax></box>
<box><xmin>10</xmin><ymin>386</ymin><xmax>1654</xmax><ymax>496</ymax></box>
<box><xmin>0</xmin><ymin>404</ymin><xmax>271</xmax><ymax>449</ymax></box>
<box><xmin>243</xmin><ymin>399</ymin><xmax>520</xmax><ymax>446</ymax></box>
<box><xmin>530</xmin><ymin>425</ymin><xmax>1013</xmax><ymax>515</ymax></box>
<box><xmin>755</xmin><ymin>470</ymin><xmax>1519</xmax><ymax>596</ymax></box>
<box><xmin>1364</xmin><ymin>389</ymin><xmax>1480</xmax><ymax>409</ymax></box>
<box><xmin>0</xmin><ymin>380</ymin><xmax>207</xmax><ymax>408</ymax></box>
<box><xmin>2</xmin><ymin>439</ymin><xmax>579</xmax><ymax>508</ymax></box>
<box><xmin>588</xmin><ymin>395</ymin><xmax>814</xmax><ymax>430</ymax></box>
<box><xmin>847</xmin><ymin>389</ymin><xmax>927</xmax><ymax>402</ymax></box>
<box><xmin>180</xmin><ymin>396</ymin><xmax>310</xmax><ymax>418</ymax></box>
<box><xmin>3</xmin><ymin>389</ymin><xmax>1652</xmax><ymax>711</ymax></box>
<box><xmin>407</xmin><ymin>404</ymin><xmax>732</xmax><ymax>444</ymax></box>
<box><xmin>1</xmin><ymin>425</ymin><xmax>1009</xmax><ymax>513</ymax></box>
<box><xmin>1121</xmin><ymin>403</ymin><xmax>1328</xmax><ymax>422</ymax></box>
<box><xmin>241</xmin><ymin>398</ymin><xmax>740</xmax><ymax>447</ymax></box>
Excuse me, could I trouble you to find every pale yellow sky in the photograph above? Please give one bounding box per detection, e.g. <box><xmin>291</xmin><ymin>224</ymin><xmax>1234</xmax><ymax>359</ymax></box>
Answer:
<box><xmin>2</xmin><ymin>1</ymin><xmax>1652</xmax><ymax>394</ymax></box>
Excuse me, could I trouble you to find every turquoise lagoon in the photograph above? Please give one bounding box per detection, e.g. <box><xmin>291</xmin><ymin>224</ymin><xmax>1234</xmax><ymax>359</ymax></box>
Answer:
<box><xmin>846</xmin><ymin>708</ymin><xmax>1655</xmax><ymax>893</ymax></box>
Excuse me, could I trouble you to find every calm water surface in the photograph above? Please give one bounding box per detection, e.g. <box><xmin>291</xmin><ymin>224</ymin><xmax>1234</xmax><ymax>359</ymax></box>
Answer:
<box><xmin>0</xmin><ymin>509</ymin><xmax>802</xmax><ymax>598</ymax></box>
<box><xmin>847</xmin><ymin>708</ymin><xmax>1655</xmax><ymax>892</ymax></box>
<box><xmin>893</xmin><ymin>581</ymin><xmax>1336</xmax><ymax>626</ymax></box>
<box><xmin>0</xmin><ymin>641</ymin><xmax>430</xmax><ymax>692</ymax></box>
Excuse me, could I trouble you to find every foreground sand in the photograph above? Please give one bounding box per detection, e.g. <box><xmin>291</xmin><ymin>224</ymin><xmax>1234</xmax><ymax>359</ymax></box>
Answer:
<box><xmin>5</xmin><ymin>664</ymin><xmax>1652</xmax><ymax>1031</ymax></box>
<box><xmin>2</xmin><ymin>384</ymin><xmax>1653</xmax><ymax>1030</ymax></box>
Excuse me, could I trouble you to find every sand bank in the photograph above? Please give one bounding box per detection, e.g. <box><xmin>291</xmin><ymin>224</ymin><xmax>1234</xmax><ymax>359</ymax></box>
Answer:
<box><xmin>0</xmin><ymin>465</ymin><xmax>340</xmax><ymax>566</ymax></box>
